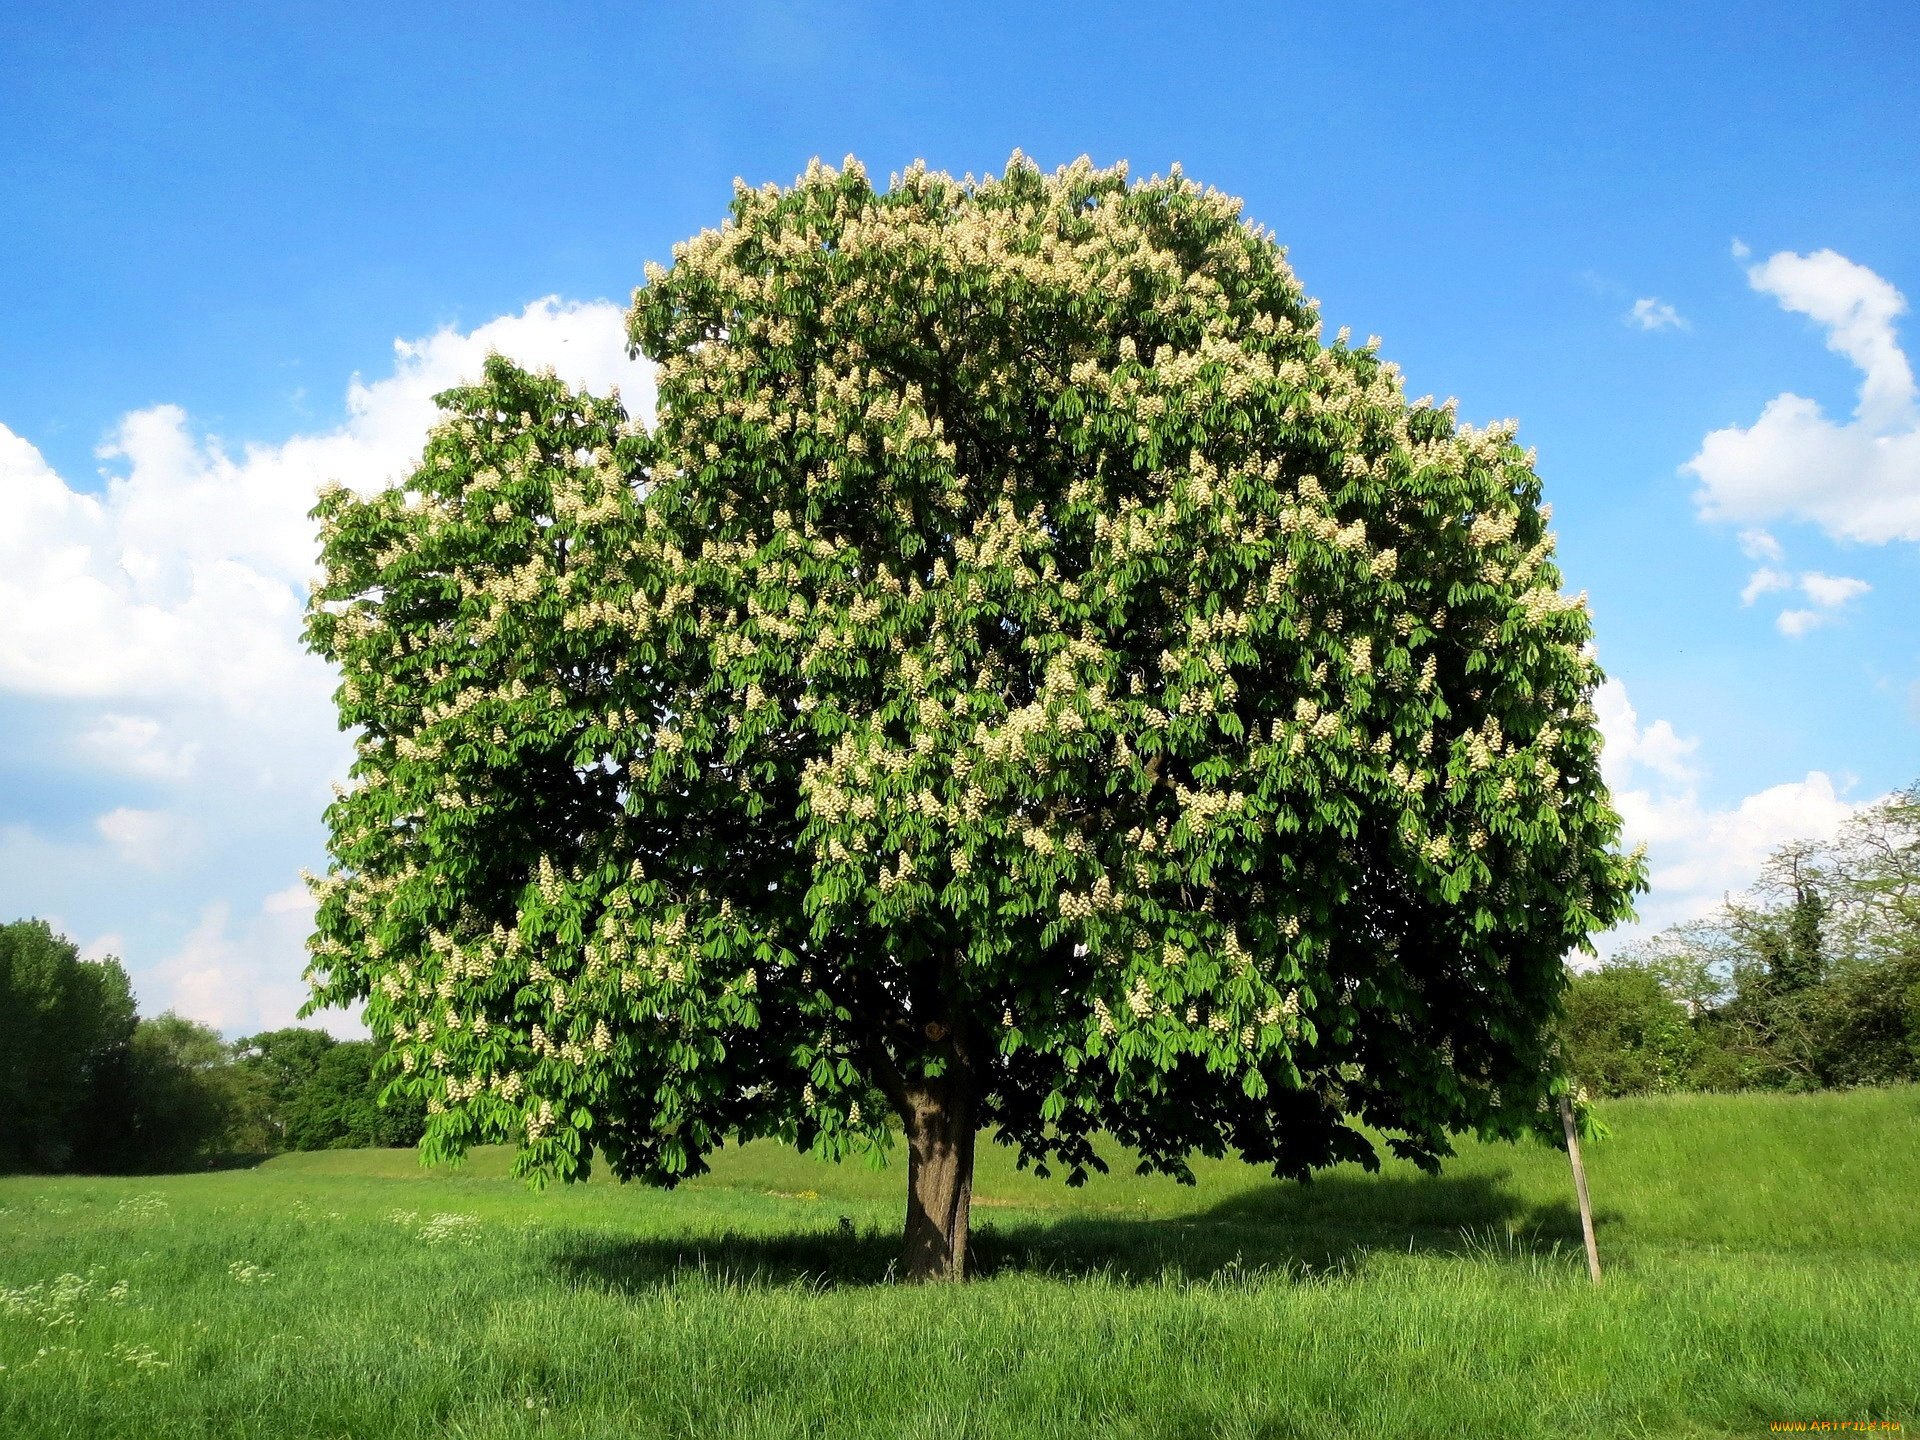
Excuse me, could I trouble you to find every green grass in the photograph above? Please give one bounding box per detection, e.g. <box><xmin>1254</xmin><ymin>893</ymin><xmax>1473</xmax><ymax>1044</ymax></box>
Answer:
<box><xmin>3</xmin><ymin>1088</ymin><xmax>1916</xmax><ymax>1438</ymax></box>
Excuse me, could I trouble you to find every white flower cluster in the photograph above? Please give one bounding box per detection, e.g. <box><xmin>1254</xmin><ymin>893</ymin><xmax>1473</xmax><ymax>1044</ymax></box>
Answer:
<box><xmin>1</xmin><ymin>1268</ymin><xmax>130</xmax><ymax>1328</ymax></box>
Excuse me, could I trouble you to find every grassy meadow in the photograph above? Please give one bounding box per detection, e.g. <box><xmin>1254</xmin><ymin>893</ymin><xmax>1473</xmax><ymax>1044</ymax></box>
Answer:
<box><xmin>2</xmin><ymin>1087</ymin><xmax>1915</xmax><ymax>1438</ymax></box>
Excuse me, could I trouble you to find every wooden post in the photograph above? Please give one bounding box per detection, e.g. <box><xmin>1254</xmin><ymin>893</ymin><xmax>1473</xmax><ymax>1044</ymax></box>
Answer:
<box><xmin>1559</xmin><ymin>1093</ymin><xmax>1602</xmax><ymax>1284</ymax></box>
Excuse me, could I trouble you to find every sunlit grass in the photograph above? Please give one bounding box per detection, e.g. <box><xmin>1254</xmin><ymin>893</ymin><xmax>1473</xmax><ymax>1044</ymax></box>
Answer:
<box><xmin>2</xmin><ymin>1088</ymin><xmax>1915</xmax><ymax>1437</ymax></box>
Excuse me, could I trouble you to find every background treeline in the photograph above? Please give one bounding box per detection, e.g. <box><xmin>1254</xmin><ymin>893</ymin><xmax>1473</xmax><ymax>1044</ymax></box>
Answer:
<box><xmin>1563</xmin><ymin>781</ymin><xmax>1920</xmax><ymax>1096</ymax></box>
<box><xmin>0</xmin><ymin>919</ymin><xmax>421</xmax><ymax>1174</ymax></box>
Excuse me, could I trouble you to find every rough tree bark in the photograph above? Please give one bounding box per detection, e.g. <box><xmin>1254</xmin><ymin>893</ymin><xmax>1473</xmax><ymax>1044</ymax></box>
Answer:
<box><xmin>852</xmin><ymin>955</ymin><xmax>982</xmax><ymax>1282</ymax></box>
<box><xmin>900</xmin><ymin>1066</ymin><xmax>976</xmax><ymax>1282</ymax></box>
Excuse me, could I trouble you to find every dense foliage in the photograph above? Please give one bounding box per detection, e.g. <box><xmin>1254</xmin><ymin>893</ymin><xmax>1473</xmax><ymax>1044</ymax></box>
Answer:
<box><xmin>1562</xmin><ymin>782</ymin><xmax>1920</xmax><ymax>1096</ymax></box>
<box><xmin>279</xmin><ymin>1039</ymin><xmax>429</xmax><ymax>1149</ymax></box>
<box><xmin>225</xmin><ymin>1028</ymin><xmax>425</xmax><ymax>1152</ymax></box>
<box><xmin>0</xmin><ymin>920</ymin><xmax>420</xmax><ymax>1172</ymax></box>
<box><xmin>0</xmin><ymin>919</ymin><xmax>137</xmax><ymax>1171</ymax></box>
<box><xmin>305</xmin><ymin>155</ymin><xmax>1641</xmax><ymax>1277</ymax></box>
<box><xmin>1559</xmin><ymin>965</ymin><xmax>1699</xmax><ymax>1097</ymax></box>
<box><xmin>223</xmin><ymin>1027</ymin><xmax>340</xmax><ymax>1151</ymax></box>
<box><xmin>116</xmin><ymin>1012</ymin><xmax>243</xmax><ymax>1170</ymax></box>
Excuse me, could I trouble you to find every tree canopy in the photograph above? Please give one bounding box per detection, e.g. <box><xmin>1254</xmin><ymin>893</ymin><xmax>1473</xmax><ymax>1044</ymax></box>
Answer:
<box><xmin>225</xmin><ymin>1027</ymin><xmax>340</xmax><ymax>1151</ymax></box>
<box><xmin>0</xmin><ymin>919</ymin><xmax>137</xmax><ymax>1172</ymax></box>
<box><xmin>305</xmin><ymin>154</ymin><xmax>1641</xmax><ymax>1278</ymax></box>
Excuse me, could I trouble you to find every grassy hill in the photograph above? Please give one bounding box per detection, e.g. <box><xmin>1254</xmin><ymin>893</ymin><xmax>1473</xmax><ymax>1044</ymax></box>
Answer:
<box><xmin>3</xmin><ymin>1087</ymin><xmax>1915</xmax><ymax>1437</ymax></box>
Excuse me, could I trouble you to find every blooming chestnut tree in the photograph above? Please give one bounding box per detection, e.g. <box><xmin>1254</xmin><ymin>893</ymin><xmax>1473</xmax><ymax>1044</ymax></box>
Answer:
<box><xmin>305</xmin><ymin>154</ymin><xmax>1642</xmax><ymax>1281</ymax></box>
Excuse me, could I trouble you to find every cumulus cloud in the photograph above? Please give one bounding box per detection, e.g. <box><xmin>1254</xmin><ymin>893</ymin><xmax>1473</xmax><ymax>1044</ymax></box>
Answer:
<box><xmin>1593</xmin><ymin>679</ymin><xmax>1700</xmax><ymax>786</ymax></box>
<box><xmin>75</xmin><ymin>714</ymin><xmax>202</xmax><ymax>780</ymax></box>
<box><xmin>1798</xmin><ymin>571</ymin><xmax>1871</xmax><ymax>608</ymax></box>
<box><xmin>1739</xmin><ymin>557</ymin><xmax>1871</xmax><ymax>634</ymax></box>
<box><xmin>145</xmin><ymin>885</ymin><xmax>351</xmax><ymax>1037</ymax></box>
<box><xmin>1728</xmin><ymin>513</ymin><xmax>1873</xmax><ymax>634</ymax></box>
<box><xmin>1740</xmin><ymin>567</ymin><xmax>1793</xmax><ymax>606</ymax></box>
<box><xmin>0</xmin><ymin>298</ymin><xmax>650</xmax><ymax>712</ymax></box>
<box><xmin>1751</xmin><ymin>249</ymin><xmax>1914</xmax><ymax>423</ymax></box>
<box><xmin>1595</xmin><ymin>678</ymin><xmax>1859</xmax><ymax>947</ymax></box>
<box><xmin>1685</xmin><ymin>248</ymin><xmax>1920</xmax><ymax>544</ymax></box>
<box><xmin>0</xmin><ymin>297</ymin><xmax>649</xmax><ymax>1031</ymax></box>
<box><xmin>94</xmin><ymin>808</ymin><xmax>192</xmax><ymax>871</ymax></box>
<box><xmin>1628</xmin><ymin>297</ymin><xmax>1688</xmax><ymax>331</ymax></box>
<box><xmin>1771</xmin><ymin>570</ymin><xmax>1871</xmax><ymax>636</ymax></box>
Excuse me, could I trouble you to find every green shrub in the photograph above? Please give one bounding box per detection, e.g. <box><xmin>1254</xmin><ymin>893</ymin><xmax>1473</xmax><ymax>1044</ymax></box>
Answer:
<box><xmin>1561</xmin><ymin>965</ymin><xmax>1698</xmax><ymax>1096</ymax></box>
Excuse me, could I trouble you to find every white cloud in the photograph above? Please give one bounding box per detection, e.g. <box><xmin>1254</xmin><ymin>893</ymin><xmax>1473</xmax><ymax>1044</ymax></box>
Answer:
<box><xmin>1595</xmin><ymin>678</ymin><xmax>1859</xmax><ymax>946</ymax></box>
<box><xmin>1629</xmin><ymin>297</ymin><xmax>1688</xmax><ymax>331</ymax></box>
<box><xmin>75</xmin><ymin>713</ymin><xmax>201</xmax><ymax>780</ymax></box>
<box><xmin>95</xmin><ymin>808</ymin><xmax>191</xmax><ymax>871</ymax></box>
<box><xmin>1685</xmin><ymin>249</ymin><xmax>1920</xmax><ymax>544</ymax></box>
<box><xmin>1749</xmin><ymin>249</ymin><xmax>1913</xmax><ymax>423</ymax></box>
<box><xmin>1740</xmin><ymin>567</ymin><xmax>1793</xmax><ymax>605</ymax></box>
<box><xmin>0</xmin><ymin>296</ymin><xmax>648</xmax><ymax>1034</ymax></box>
<box><xmin>1611</xmin><ymin>771</ymin><xmax>1856</xmax><ymax>935</ymax></box>
<box><xmin>1730</xmin><ymin>526</ymin><xmax>1869</xmax><ymax>626</ymax></box>
<box><xmin>146</xmin><ymin>885</ymin><xmax>358</xmax><ymax>1036</ymax></box>
<box><xmin>0</xmin><ymin>297</ymin><xmax>650</xmax><ymax>713</ymax></box>
<box><xmin>1594</xmin><ymin>678</ymin><xmax>1699</xmax><ymax>786</ymax></box>
<box><xmin>1770</xmin><ymin>571</ymin><xmax>1871</xmax><ymax>636</ymax></box>
<box><xmin>1798</xmin><ymin>571</ymin><xmax>1871</xmax><ymax>608</ymax></box>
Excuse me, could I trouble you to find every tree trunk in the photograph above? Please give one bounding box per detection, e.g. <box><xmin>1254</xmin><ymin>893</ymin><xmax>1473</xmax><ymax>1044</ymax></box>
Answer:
<box><xmin>900</xmin><ymin>1075</ymin><xmax>975</xmax><ymax>1282</ymax></box>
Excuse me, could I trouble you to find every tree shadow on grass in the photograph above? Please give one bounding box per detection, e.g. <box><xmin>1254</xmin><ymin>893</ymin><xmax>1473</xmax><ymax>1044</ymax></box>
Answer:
<box><xmin>549</xmin><ymin>1170</ymin><xmax>1596</xmax><ymax>1294</ymax></box>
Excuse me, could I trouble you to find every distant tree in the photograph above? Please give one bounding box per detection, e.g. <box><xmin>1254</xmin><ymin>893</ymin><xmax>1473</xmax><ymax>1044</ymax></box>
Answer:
<box><xmin>1789</xmin><ymin>787</ymin><xmax>1920</xmax><ymax>1087</ymax></box>
<box><xmin>121</xmin><ymin>1013</ymin><xmax>239</xmax><ymax>1170</ymax></box>
<box><xmin>283</xmin><ymin>1041</ymin><xmax>425</xmax><ymax>1150</ymax></box>
<box><xmin>227</xmin><ymin>1027</ymin><xmax>340</xmax><ymax>1151</ymax></box>
<box><xmin>0</xmin><ymin>920</ymin><xmax>137</xmax><ymax>1172</ymax></box>
<box><xmin>1782</xmin><ymin>883</ymin><xmax>1830</xmax><ymax>991</ymax></box>
<box><xmin>306</xmin><ymin>155</ymin><xmax>1642</xmax><ymax>1279</ymax></box>
<box><xmin>0</xmin><ymin>920</ymin><xmax>426</xmax><ymax>1170</ymax></box>
<box><xmin>1560</xmin><ymin>962</ymin><xmax>1698</xmax><ymax>1096</ymax></box>
<box><xmin>1727</xmin><ymin>844</ymin><xmax>1829</xmax><ymax>996</ymax></box>
<box><xmin>1799</xmin><ymin>946</ymin><xmax>1920</xmax><ymax>1089</ymax></box>
<box><xmin>1821</xmin><ymin>782</ymin><xmax>1919</xmax><ymax>962</ymax></box>
<box><xmin>1615</xmin><ymin>782</ymin><xmax>1920</xmax><ymax>1093</ymax></box>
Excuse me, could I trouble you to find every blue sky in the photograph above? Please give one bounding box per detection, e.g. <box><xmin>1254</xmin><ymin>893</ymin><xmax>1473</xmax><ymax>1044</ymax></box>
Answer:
<box><xmin>2</xmin><ymin>1</ymin><xmax>1916</xmax><ymax>1031</ymax></box>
